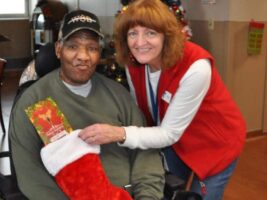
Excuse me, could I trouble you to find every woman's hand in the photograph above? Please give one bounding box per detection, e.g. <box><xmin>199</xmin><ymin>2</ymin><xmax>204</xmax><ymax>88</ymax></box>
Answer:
<box><xmin>78</xmin><ymin>124</ymin><xmax>126</xmax><ymax>145</ymax></box>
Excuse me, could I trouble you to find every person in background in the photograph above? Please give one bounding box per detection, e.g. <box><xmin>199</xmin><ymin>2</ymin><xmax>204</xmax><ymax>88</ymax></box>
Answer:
<box><xmin>9</xmin><ymin>9</ymin><xmax>164</xmax><ymax>200</ymax></box>
<box><xmin>19</xmin><ymin>59</ymin><xmax>37</xmax><ymax>86</ymax></box>
<box><xmin>78</xmin><ymin>0</ymin><xmax>246</xmax><ymax>200</ymax></box>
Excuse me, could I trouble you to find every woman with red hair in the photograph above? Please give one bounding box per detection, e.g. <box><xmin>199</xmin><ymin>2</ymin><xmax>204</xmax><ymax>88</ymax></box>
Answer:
<box><xmin>79</xmin><ymin>1</ymin><xmax>246</xmax><ymax>199</ymax></box>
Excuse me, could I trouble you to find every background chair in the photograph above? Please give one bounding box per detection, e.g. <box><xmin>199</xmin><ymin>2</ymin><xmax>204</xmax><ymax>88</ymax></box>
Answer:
<box><xmin>0</xmin><ymin>59</ymin><xmax>27</xmax><ymax>199</ymax></box>
<box><xmin>0</xmin><ymin>58</ymin><xmax>6</xmax><ymax>134</ymax></box>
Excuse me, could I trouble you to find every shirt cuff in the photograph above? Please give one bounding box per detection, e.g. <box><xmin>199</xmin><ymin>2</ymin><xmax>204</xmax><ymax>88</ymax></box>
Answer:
<box><xmin>117</xmin><ymin>126</ymin><xmax>139</xmax><ymax>149</ymax></box>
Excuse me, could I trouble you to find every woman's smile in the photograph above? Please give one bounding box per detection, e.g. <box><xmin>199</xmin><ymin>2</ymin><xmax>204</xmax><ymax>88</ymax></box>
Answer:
<box><xmin>127</xmin><ymin>25</ymin><xmax>164</xmax><ymax>68</ymax></box>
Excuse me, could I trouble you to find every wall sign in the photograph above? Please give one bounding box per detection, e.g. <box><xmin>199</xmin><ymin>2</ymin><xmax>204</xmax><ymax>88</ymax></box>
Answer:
<box><xmin>247</xmin><ymin>21</ymin><xmax>265</xmax><ymax>55</ymax></box>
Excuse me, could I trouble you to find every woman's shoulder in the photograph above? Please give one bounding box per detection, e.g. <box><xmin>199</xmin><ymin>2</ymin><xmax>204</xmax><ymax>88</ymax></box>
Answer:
<box><xmin>182</xmin><ymin>41</ymin><xmax>213</xmax><ymax>62</ymax></box>
<box><xmin>184</xmin><ymin>41</ymin><xmax>211</xmax><ymax>56</ymax></box>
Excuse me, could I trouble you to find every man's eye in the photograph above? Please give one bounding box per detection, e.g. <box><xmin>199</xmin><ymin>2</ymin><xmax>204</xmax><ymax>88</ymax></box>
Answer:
<box><xmin>88</xmin><ymin>46</ymin><xmax>99</xmax><ymax>52</ymax></box>
<box><xmin>66</xmin><ymin>44</ymin><xmax>77</xmax><ymax>50</ymax></box>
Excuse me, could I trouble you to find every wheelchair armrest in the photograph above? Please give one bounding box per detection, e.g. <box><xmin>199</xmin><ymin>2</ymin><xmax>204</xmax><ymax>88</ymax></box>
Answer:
<box><xmin>164</xmin><ymin>172</ymin><xmax>186</xmax><ymax>199</ymax></box>
<box><xmin>174</xmin><ymin>191</ymin><xmax>203</xmax><ymax>200</ymax></box>
<box><xmin>164</xmin><ymin>173</ymin><xmax>203</xmax><ymax>200</ymax></box>
<box><xmin>0</xmin><ymin>152</ymin><xmax>28</xmax><ymax>199</ymax></box>
<box><xmin>165</xmin><ymin>172</ymin><xmax>186</xmax><ymax>191</ymax></box>
<box><xmin>0</xmin><ymin>175</ymin><xmax>28</xmax><ymax>200</ymax></box>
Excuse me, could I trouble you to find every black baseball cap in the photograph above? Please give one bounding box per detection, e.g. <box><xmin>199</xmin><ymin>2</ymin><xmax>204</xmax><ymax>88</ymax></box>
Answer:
<box><xmin>58</xmin><ymin>10</ymin><xmax>104</xmax><ymax>41</ymax></box>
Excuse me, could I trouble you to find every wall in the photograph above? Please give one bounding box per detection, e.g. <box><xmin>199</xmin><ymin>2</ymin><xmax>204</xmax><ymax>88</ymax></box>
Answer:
<box><xmin>182</xmin><ymin>0</ymin><xmax>229</xmax><ymax>21</ymax></box>
<box><xmin>264</xmin><ymin>70</ymin><xmax>267</xmax><ymax>132</ymax></box>
<box><xmin>0</xmin><ymin>19</ymin><xmax>31</xmax><ymax>68</ymax></box>
<box><xmin>0</xmin><ymin>0</ymin><xmax>40</xmax><ymax>69</ymax></box>
<box><xmin>182</xmin><ymin>0</ymin><xmax>267</xmax><ymax>133</ymax></box>
<box><xmin>229</xmin><ymin>0</ymin><xmax>267</xmax><ymax>22</ymax></box>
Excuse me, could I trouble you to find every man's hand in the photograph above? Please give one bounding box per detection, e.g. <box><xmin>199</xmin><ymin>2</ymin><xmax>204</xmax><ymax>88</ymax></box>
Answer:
<box><xmin>78</xmin><ymin>124</ymin><xmax>126</xmax><ymax>145</ymax></box>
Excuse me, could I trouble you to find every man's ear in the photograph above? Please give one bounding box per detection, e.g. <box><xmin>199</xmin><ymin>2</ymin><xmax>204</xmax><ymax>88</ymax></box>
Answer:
<box><xmin>55</xmin><ymin>41</ymin><xmax>62</xmax><ymax>59</ymax></box>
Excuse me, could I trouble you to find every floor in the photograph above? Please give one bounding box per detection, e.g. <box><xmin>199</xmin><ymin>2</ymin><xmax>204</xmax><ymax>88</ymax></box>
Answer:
<box><xmin>1</xmin><ymin>69</ymin><xmax>267</xmax><ymax>200</ymax></box>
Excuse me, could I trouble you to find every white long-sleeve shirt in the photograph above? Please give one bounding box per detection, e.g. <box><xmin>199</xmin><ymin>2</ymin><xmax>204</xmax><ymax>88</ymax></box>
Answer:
<box><xmin>120</xmin><ymin>59</ymin><xmax>211</xmax><ymax>149</ymax></box>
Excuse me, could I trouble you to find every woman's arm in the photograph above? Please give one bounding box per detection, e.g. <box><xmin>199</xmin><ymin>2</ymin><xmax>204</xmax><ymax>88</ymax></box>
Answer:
<box><xmin>79</xmin><ymin>59</ymin><xmax>211</xmax><ymax>149</ymax></box>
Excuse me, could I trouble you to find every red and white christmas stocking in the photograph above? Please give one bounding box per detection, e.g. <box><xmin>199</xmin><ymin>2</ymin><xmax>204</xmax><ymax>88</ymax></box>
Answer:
<box><xmin>40</xmin><ymin>130</ymin><xmax>132</xmax><ymax>200</ymax></box>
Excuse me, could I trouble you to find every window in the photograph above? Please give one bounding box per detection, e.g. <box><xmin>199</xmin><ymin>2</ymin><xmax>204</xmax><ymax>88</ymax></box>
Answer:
<box><xmin>0</xmin><ymin>0</ymin><xmax>28</xmax><ymax>18</ymax></box>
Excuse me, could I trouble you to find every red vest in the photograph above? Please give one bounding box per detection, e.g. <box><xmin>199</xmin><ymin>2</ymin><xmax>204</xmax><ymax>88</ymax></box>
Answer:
<box><xmin>128</xmin><ymin>41</ymin><xmax>246</xmax><ymax>180</ymax></box>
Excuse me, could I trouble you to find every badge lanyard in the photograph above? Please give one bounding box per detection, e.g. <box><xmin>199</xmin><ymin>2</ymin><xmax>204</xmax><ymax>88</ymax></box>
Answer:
<box><xmin>147</xmin><ymin>69</ymin><xmax>158</xmax><ymax>123</ymax></box>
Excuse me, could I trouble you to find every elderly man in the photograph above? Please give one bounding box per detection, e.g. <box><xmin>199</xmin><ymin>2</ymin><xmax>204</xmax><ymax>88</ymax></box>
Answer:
<box><xmin>9</xmin><ymin>9</ymin><xmax>165</xmax><ymax>200</ymax></box>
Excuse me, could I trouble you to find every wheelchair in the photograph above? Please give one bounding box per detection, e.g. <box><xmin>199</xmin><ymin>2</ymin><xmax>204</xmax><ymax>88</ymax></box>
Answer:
<box><xmin>0</xmin><ymin>43</ymin><xmax>202</xmax><ymax>200</ymax></box>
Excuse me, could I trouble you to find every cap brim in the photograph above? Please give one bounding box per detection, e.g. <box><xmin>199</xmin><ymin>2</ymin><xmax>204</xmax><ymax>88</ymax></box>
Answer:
<box><xmin>62</xmin><ymin>27</ymin><xmax>104</xmax><ymax>41</ymax></box>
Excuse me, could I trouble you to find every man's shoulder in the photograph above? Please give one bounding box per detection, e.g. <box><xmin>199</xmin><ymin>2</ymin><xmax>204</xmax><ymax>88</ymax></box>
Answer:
<box><xmin>14</xmin><ymin>70</ymin><xmax>58</xmax><ymax>107</ymax></box>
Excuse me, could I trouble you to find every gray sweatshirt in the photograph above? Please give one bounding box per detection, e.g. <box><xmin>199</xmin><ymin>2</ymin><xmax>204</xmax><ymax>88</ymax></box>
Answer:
<box><xmin>9</xmin><ymin>69</ymin><xmax>165</xmax><ymax>200</ymax></box>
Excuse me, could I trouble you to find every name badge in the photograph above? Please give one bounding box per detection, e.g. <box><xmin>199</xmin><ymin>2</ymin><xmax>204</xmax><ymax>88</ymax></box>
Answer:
<box><xmin>162</xmin><ymin>91</ymin><xmax>172</xmax><ymax>103</ymax></box>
